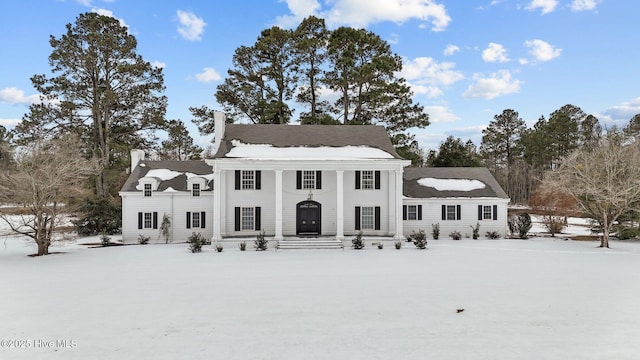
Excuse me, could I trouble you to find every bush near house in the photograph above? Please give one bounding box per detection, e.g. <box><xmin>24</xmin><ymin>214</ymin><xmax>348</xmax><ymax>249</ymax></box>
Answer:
<box><xmin>410</xmin><ymin>229</ymin><xmax>427</xmax><ymax>249</ymax></box>
<box><xmin>352</xmin><ymin>231</ymin><xmax>365</xmax><ymax>249</ymax></box>
<box><xmin>449</xmin><ymin>231</ymin><xmax>461</xmax><ymax>240</ymax></box>
<box><xmin>188</xmin><ymin>232</ymin><xmax>204</xmax><ymax>253</ymax></box>
<box><xmin>254</xmin><ymin>230</ymin><xmax>268</xmax><ymax>251</ymax></box>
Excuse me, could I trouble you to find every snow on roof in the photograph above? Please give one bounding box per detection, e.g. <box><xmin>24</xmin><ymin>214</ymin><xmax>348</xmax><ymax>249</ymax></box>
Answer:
<box><xmin>417</xmin><ymin>177</ymin><xmax>486</xmax><ymax>192</ymax></box>
<box><xmin>185</xmin><ymin>172</ymin><xmax>215</xmax><ymax>181</ymax></box>
<box><xmin>226</xmin><ymin>140</ymin><xmax>394</xmax><ymax>160</ymax></box>
<box><xmin>144</xmin><ymin>169</ymin><xmax>183</xmax><ymax>181</ymax></box>
<box><xmin>163</xmin><ymin>187</ymin><xmax>178</xmax><ymax>192</ymax></box>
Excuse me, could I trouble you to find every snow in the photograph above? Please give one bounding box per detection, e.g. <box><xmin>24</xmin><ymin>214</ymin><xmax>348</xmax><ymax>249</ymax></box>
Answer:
<box><xmin>143</xmin><ymin>168</ymin><xmax>183</xmax><ymax>181</ymax></box>
<box><xmin>162</xmin><ymin>187</ymin><xmax>178</xmax><ymax>192</ymax></box>
<box><xmin>2</xmin><ymin>220</ymin><xmax>640</xmax><ymax>359</ymax></box>
<box><xmin>418</xmin><ymin>177</ymin><xmax>486</xmax><ymax>191</ymax></box>
<box><xmin>226</xmin><ymin>140</ymin><xmax>394</xmax><ymax>160</ymax></box>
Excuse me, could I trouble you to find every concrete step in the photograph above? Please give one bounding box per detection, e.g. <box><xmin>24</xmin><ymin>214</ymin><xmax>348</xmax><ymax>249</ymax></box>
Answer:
<box><xmin>276</xmin><ymin>239</ymin><xmax>344</xmax><ymax>250</ymax></box>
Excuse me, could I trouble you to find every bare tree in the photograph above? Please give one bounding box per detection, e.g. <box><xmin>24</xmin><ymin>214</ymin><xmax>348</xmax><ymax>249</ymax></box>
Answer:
<box><xmin>542</xmin><ymin>132</ymin><xmax>640</xmax><ymax>248</ymax></box>
<box><xmin>0</xmin><ymin>136</ymin><xmax>98</xmax><ymax>256</ymax></box>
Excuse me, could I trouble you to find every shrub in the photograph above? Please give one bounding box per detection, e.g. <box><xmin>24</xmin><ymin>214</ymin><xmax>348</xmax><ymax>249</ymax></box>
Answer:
<box><xmin>377</xmin><ymin>242</ymin><xmax>384</xmax><ymax>249</ymax></box>
<box><xmin>100</xmin><ymin>233</ymin><xmax>111</xmax><ymax>246</ymax></box>
<box><xmin>508</xmin><ymin>214</ymin><xmax>517</xmax><ymax>236</ymax></box>
<box><xmin>138</xmin><ymin>234</ymin><xmax>150</xmax><ymax>245</ymax></box>
<box><xmin>159</xmin><ymin>214</ymin><xmax>171</xmax><ymax>244</ymax></box>
<box><xmin>239</xmin><ymin>241</ymin><xmax>247</xmax><ymax>251</ymax></box>
<box><xmin>410</xmin><ymin>229</ymin><xmax>427</xmax><ymax>249</ymax></box>
<box><xmin>617</xmin><ymin>227</ymin><xmax>640</xmax><ymax>240</ymax></box>
<box><xmin>73</xmin><ymin>197</ymin><xmax>122</xmax><ymax>236</ymax></box>
<box><xmin>352</xmin><ymin>231</ymin><xmax>365</xmax><ymax>249</ymax></box>
<box><xmin>394</xmin><ymin>241</ymin><xmax>402</xmax><ymax>250</ymax></box>
<box><xmin>449</xmin><ymin>231</ymin><xmax>461</xmax><ymax>240</ymax></box>
<box><xmin>431</xmin><ymin>223</ymin><xmax>440</xmax><ymax>240</ymax></box>
<box><xmin>215</xmin><ymin>243</ymin><xmax>223</xmax><ymax>252</ymax></box>
<box><xmin>470</xmin><ymin>222</ymin><xmax>480</xmax><ymax>239</ymax></box>
<box><xmin>516</xmin><ymin>213</ymin><xmax>532</xmax><ymax>239</ymax></box>
<box><xmin>485</xmin><ymin>231</ymin><xmax>501</xmax><ymax>239</ymax></box>
<box><xmin>188</xmin><ymin>232</ymin><xmax>204</xmax><ymax>253</ymax></box>
<box><xmin>542</xmin><ymin>215</ymin><xmax>566</xmax><ymax>236</ymax></box>
<box><xmin>254</xmin><ymin>230</ymin><xmax>268</xmax><ymax>251</ymax></box>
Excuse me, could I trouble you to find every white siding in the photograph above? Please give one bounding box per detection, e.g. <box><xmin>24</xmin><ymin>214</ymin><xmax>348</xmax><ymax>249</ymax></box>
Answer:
<box><xmin>343</xmin><ymin>170</ymin><xmax>390</xmax><ymax>236</ymax></box>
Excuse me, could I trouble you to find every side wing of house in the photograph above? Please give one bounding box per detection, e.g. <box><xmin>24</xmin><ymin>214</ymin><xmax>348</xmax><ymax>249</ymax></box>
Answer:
<box><xmin>402</xmin><ymin>167</ymin><xmax>510</xmax><ymax>239</ymax></box>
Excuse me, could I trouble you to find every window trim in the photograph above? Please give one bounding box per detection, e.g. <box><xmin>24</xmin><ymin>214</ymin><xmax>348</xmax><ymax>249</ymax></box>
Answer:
<box><xmin>483</xmin><ymin>205</ymin><xmax>493</xmax><ymax>220</ymax></box>
<box><xmin>302</xmin><ymin>170</ymin><xmax>316</xmax><ymax>190</ymax></box>
<box><xmin>361</xmin><ymin>206</ymin><xmax>375</xmax><ymax>230</ymax></box>
<box><xmin>241</xmin><ymin>170</ymin><xmax>255</xmax><ymax>190</ymax></box>
<box><xmin>361</xmin><ymin>171</ymin><xmax>374</xmax><ymax>190</ymax></box>
<box><xmin>407</xmin><ymin>205</ymin><xmax>418</xmax><ymax>220</ymax></box>
<box><xmin>192</xmin><ymin>183</ymin><xmax>200</xmax><ymax>197</ymax></box>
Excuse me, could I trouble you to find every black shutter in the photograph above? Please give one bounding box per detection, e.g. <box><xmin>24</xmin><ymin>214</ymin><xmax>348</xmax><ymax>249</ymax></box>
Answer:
<box><xmin>418</xmin><ymin>205</ymin><xmax>422</xmax><ymax>221</ymax></box>
<box><xmin>254</xmin><ymin>207</ymin><xmax>261</xmax><ymax>231</ymax></box>
<box><xmin>296</xmin><ymin>171</ymin><xmax>302</xmax><ymax>189</ymax></box>
<box><xmin>201</xmin><ymin>211</ymin><xmax>206</xmax><ymax>228</ymax></box>
<box><xmin>355</xmin><ymin>207</ymin><xmax>361</xmax><ymax>230</ymax></box>
<box><xmin>138</xmin><ymin>212</ymin><xmax>143</xmax><ymax>229</ymax></box>
<box><xmin>403</xmin><ymin>205</ymin><xmax>407</xmax><ymax>220</ymax></box>
<box><xmin>374</xmin><ymin>207</ymin><xmax>381</xmax><ymax>230</ymax></box>
<box><xmin>374</xmin><ymin>171</ymin><xmax>381</xmax><ymax>189</ymax></box>
<box><xmin>493</xmin><ymin>205</ymin><xmax>498</xmax><ymax>220</ymax></box>
<box><xmin>234</xmin><ymin>207</ymin><xmax>241</xmax><ymax>231</ymax></box>
<box><xmin>441</xmin><ymin>205</ymin><xmax>446</xmax><ymax>220</ymax></box>
<box><xmin>355</xmin><ymin>171</ymin><xmax>361</xmax><ymax>189</ymax></box>
<box><xmin>235</xmin><ymin>170</ymin><xmax>241</xmax><ymax>190</ymax></box>
<box><xmin>186</xmin><ymin>212</ymin><xmax>191</xmax><ymax>229</ymax></box>
<box><xmin>255</xmin><ymin>171</ymin><xmax>261</xmax><ymax>190</ymax></box>
<box><xmin>478</xmin><ymin>205</ymin><xmax>483</xmax><ymax>220</ymax></box>
<box><xmin>456</xmin><ymin>205</ymin><xmax>461</xmax><ymax>220</ymax></box>
<box><xmin>152</xmin><ymin>212</ymin><xmax>158</xmax><ymax>229</ymax></box>
<box><xmin>316</xmin><ymin>171</ymin><xmax>322</xmax><ymax>189</ymax></box>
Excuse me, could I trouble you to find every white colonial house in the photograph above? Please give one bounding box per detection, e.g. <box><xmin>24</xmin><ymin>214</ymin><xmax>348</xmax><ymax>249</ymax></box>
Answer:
<box><xmin>119</xmin><ymin>114</ymin><xmax>509</xmax><ymax>246</ymax></box>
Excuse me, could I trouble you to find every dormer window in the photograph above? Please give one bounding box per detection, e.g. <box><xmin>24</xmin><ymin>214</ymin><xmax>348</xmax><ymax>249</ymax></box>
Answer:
<box><xmin>144</xmin><ymin>183</ymin><xmax>152</xmax><ymax>197</ymax></box>
<box><xmin>192</xmin><ymin>183</ymin><xmax>200</xmax><ymax>197</ymax></box>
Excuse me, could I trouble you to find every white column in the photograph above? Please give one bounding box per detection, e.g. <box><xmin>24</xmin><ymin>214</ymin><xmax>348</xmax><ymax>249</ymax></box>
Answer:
<box><xmin>212</xmin><ymin>169</ymin><xmax>222</xmax><ymax>244</ymax></box>
<box><xmin>394</xmin><ymin>169</ymin><xmax>405</xmax><ymax>240</ymax></box>
<box><xmin>274</xmin><ymin>169</ymin><xmax>283</xmax><ymax>241</ymax></box>
<box><xmin>388</xmin><ymin>170</ymin><xmax>395</xmax><ymax>236</ymax></box>
<box><xmin>336</xmin><ymin>170</ymin><xmax>344</xmax><ymax>240</ymax></box>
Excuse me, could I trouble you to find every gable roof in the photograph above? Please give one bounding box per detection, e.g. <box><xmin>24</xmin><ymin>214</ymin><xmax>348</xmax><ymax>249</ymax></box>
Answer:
<box><xmin>213</xmin><ymin>124</ymin><xmax>403</xmax><ymax>159</ymax></box>
<box><xmin>403</xmin><ymin>167</ymin><xmax>509</xmax><ymax>199</ymax></box>
<box><xmin>120</xmin><ymin>160</ymin><xmax>213</xmax><ymax>192</ymax></box>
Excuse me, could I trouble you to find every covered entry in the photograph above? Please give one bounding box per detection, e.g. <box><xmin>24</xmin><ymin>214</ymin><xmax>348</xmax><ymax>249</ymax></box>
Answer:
<box><xmin>296</xmin><ymin>200</ymin><xmax>321</xmax><ymax>236</ymax></box>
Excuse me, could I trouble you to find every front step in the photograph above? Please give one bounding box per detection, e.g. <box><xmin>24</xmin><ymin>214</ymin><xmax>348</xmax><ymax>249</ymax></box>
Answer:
<box><xmin>276</xmin><ymin>238</ymin><xmax>344</xmax><ymax>250</ymax></box>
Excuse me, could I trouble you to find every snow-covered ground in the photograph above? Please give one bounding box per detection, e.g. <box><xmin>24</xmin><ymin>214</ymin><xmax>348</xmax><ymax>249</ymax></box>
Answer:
<box><xmin>2</xmin><ymin>223</ymin><xmax>640</xmax><ymax>359</ymax></box>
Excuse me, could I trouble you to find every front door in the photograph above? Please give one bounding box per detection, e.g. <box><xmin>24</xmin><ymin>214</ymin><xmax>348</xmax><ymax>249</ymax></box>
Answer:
<box><xmin>297</xmin><ymin>201</ymin><xmax>321</xmax><ymax>236</ymax></box>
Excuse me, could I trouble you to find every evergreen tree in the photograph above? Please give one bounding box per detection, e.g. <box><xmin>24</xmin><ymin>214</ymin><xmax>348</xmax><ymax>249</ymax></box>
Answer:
<box><xmin>159</xmin><ymin>120</ymin><xmax>203</xmax><ymax>160</ymax></box>
<box><xmin>427</xmin><ymin>136</ymin><xmax>480</xmax><ymax>167</ymax></box>
<box><xmin>14</xmin><ymin>12</ymin><xmax>167</xmax><ymax>198</ymax></box>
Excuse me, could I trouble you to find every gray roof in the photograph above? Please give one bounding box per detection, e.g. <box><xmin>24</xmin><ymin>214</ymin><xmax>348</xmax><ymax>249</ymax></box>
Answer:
<box><xmin>403</xmin><ymin>167</ymin><xmax>509</xmax><ymax>199</ymax></box>
<box><xmin>213</xmin><ymin>124</ymin><xmax>403</xmax><ymax>159</ymax></box>
<box><xmin>120</xmin><ymin>160</ymin><xmax>213</xmax><ymax>192</ymax></box>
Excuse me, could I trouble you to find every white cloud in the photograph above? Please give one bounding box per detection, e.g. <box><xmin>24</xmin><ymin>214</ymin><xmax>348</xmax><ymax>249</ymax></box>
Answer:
<box><xmin>525</xmin><ymin>0</ymin><xmax>558</xmax><ymax>14</ymax></box>
<box><xmin>462</xmin><ymin>70</ymin><xmax>521</xmax><ymax>100</ymax></box>
<box><xmin>570</xmin><ymin>0</ymin><xmax>599</xmax><ymax>11</ymax></box>
<box><xmin>151</xmin><ymin>61</ymin><xmax>166</xmax><ymax>69</ymax></box>
<box><xmin>176</xmin><ymin>10</ymin><xmax>206</xmax><ymax>41</ymax></box>
<box><xmin>443</xmin><ymin>44</ymin><xmax>460</xmax><ymax>56</ymax></box>
<box><xmin>518</xmin><ymin>58</ymin><xmax>529</xmax><ymax>65</ymax></box>
<box><xmin>76</xmin><ymin>0</ymin><xmax>92</xmax><ymax>6</ymax></box>
<box><xmin>194</xmin><ymin>68</ymin><xmax>221</xmax><ymax>83</ymax></box>
<box><xmin>276</xmin><ymin>0</ymin><xmax>451</xmax><ymax>32</ymax></box>
<box><xmin>399</xmin><ymin>57</ymin><xmax>464</xmax><ymax>99</ymax></box>
<box><xmin>423</xmin><ymin>105</ymin><xmax>460</xmax><ymax>123</ymax></box>
<box><xmin>0</xmin><ymin>118</ymin><xmax>21</xmax><ymax>127</ymax></box>
<box><xmin>0</xmin><ymin>87</ymin><xmax>40</xmax><ymax>106</ymax></box>
<box><xmin>524</xmin><ymin>39</ymin><xmax>562</xmax><ymax>61</ymax></box>
<box><xmin>600</xmin><ymin>97</ymin><xmax>640</xmax><ymax>123</ymax></box>
<box><xmin>482</xmin><ymin>42</ymin><xmax>509</xmax><ymax>63</ymax></box>
<box><xmin>91</xmin><ymin>8</ymin><xmax>128</xmax><ymax>29</ymax></box>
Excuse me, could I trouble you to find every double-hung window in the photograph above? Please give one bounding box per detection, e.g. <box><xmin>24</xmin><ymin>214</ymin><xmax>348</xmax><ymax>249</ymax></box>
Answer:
<box><xmin>144</xmin><ymin>212</ymin><xmax>153</xmax><ymax>228</ymax></box>
<box><xmin>241</xmin><ymin>171</ymin><xmax>255</xmax><ymax>190</ymax></box>
<box><xmin>303</xmin><ymin>171</ymin><xmax>316</xmax><ymax>190</ymax></box>
<box><xmin>361</xmin><ymin>206</ymin><xmax>374</xmax><ymax>230</ymax></box>
<box><xmin>234</xmin><ymin>207</ymin><xmax>262</xmax><ymax>232</ymax></box>
<box><xmin>361</xmin><ymin>171</ymin><xmax>374</xmax><ymax>190</ymax></box>
<box><xmin>478</xmin><ymin>205</ymin><xmax>498</xmax><ymax>221</ymax></box>
<box><xmin>143</xmin><ymin>183</ymin><xmax>152</xmax><ymax>197</ymax></box>
<box><xmin>192</xmin><ymin>183</ymin><xmax>200</xmax><ymax>197</ymax></box>
<box><xmin>442</xmin><ymin>205</ymin><xmax>461</xmax><ymax>221</ymax></box>
<box><xmin>186</xmin><ymin>212</ymin><xmax>206</xmax><ymax>229</ymax></box>
<box><xmin>355</xmin><ymin>170</ymin><xmax>380</xmax><ymax>190</ymax></box>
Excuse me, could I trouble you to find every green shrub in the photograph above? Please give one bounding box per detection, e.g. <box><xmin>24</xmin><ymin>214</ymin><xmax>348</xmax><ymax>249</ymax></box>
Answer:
<box><xmin>486</xmin><ymin>231</ymin><xmax>501</xmax><ymax>239</ymax></box>
<box><xmin>73</xmin><ymin>197</ymin><xmax>122</xmax><ymax>236</ymax></box>
<box><xmin>617</xmin><ymin>227</ymin><xmax>640</xmax><ymax>240</ymax></box>
<box><xmin>410</xmin><ymin>229</ymin><xmax>427</xmax><ymax>249</ymax></box>
<box><xmin>215</xmin><ymin>243</ymin><xmax>223</xmax><ymax>252</ymax></box>
<box><xmin>431</xmin><ymin>223</ymin><xmax>440</xmax><ymax>239</ymax></box>
<box><xmin>516</xmin><ymin>213</ymin><xmax>532</xmax><ymax>239</ymax></box>
<box><xmin>239</xmin><ymin>241</ymin><xmax>247</xmax><ymax>251</ymax></box>
<box><xmin>100</xmin><ymin>233</ymin><xmax>111</xmax><ymax>246</ymax></box>
<box><xmin>471</xmin><ymin>222</ymin><xmax>480</xmax><ymax>239</ymax></box>
<box><xmin>254</xmin><ymin>230</ymin><xmax>268</xmax><ymax>251</ymax></box>
<box><xmin>449</xmin><ymin>231</ymin><xmax>461</xmax><ymax>240</ymax></box>
<box><xmin>138</xmin><ymin>234</ymin><xmax>150</xmax><ymax>245</ymax></box>
<box><xmin>188</xmin><ymin>232</ymin><xmax>204</xmax><ymax>253</ymax></box>
<box><xmin>394</xmin><ymin>241</ymin><xmax>402</xmax><ymax>249</ymax></box>
<box><xmin>352</xmin><ymin>231</ymin><xmax>365</xmax><ymax>249</ymax></box>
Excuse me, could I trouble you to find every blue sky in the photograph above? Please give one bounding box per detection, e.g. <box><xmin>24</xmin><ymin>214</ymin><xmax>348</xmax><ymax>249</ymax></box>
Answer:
<box><xmin>0</xmin><ymin>0</ymin><xmax>637</xmax><ymax>151</ymax></box>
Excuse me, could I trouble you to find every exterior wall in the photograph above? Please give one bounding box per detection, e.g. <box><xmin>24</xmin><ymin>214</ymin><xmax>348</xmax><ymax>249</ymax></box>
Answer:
<box><xmin>402</xmin><ymin>198</ymin><xmax>509</xmax><ymax>239</ymax></box>
<box><xmin>120</xmin><ymin>191</ymin><xmax>213</xmax><ymax>244</ymax></box>
<box><xmin>342</xmin><ymin>170</ymin><xmax>391</xmax><ymax>236</ymax></box>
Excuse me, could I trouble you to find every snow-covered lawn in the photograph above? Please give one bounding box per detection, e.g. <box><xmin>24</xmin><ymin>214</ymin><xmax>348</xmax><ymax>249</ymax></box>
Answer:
<box><xmin>2</xmin><ymin>234</ymin><xmax>640</xmax><ymax>360</ymax></box>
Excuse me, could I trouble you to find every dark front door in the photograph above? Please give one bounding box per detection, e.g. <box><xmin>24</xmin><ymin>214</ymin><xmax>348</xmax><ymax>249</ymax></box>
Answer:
<box><xmin>297</xmin><ymin>201</ymin><xmax>321</xmax><ymax>236</ymax></box>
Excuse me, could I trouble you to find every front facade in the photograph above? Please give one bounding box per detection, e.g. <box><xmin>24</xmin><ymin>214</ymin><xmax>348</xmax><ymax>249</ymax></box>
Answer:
<box><xmin>119</xmin><ymin>116</ymin><xmax>509</xmax><ymax>244</ymax></box>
